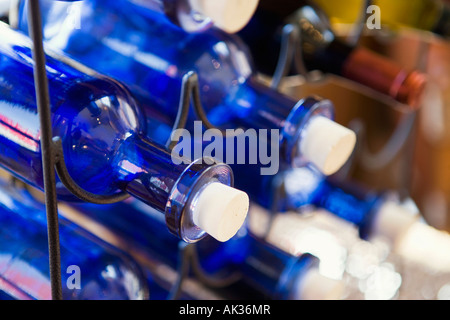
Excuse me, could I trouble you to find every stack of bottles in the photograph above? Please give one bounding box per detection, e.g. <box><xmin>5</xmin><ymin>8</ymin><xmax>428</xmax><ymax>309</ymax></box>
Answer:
<box><xmin>0</xmin><ymin>0</ymin><xmax>448</xmax><ymax>300</ymax></box>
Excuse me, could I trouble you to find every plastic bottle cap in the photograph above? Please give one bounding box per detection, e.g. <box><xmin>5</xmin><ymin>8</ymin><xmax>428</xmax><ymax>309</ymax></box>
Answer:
<box><xmin>294</xmin><ymin>268</ymin><xmax>345</xmax><ymax>300</ymax></box>
<box><xmin>372</xmin><ymin>201</ymin><xmax>420</xmax><ymax>245</ymax></box>
<box><xmin>299</xmin><ymin>116</ymin><xmax>356</xmax><ymax>176</ymax></box>
<box><xmin>188</xmin><ymin>0</ymin><xmax>259</xmax><ymax>33</ymax></box>
<box><xmin>192</xmin><ymin>182</ymin><xmax>249</xmax><ymax>242</ymax></box>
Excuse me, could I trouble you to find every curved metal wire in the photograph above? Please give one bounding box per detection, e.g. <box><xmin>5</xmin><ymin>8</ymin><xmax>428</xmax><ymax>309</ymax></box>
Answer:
<box><xmin>356</xmin><ymin>29</ymin><xmax>431</xmax><ymax>176</ymax></box>
<box><xmin>165</xmin><ymin>73</ymin><xmax>191</xmax><ymax>150</ymax></box>
<box><xmin>168</xmin><ymin>241</ymin><xmax>242</xmax><ymax>300</ymax></box>
<box><xmin>189</xmin><ymin>243</ymin><xmax>242</xmax><ymax>288</ymax></box>
<box><xmin>179</xmin><ymin>71</ymin><xmax>244</xmax><ymax>137</ymax></box>
<box><xmin>167</xmin><ymin>241</ymin><xmax>192</xmax><ymax>300</ymax></box>
<box><xmin>358</xmin><ymin>112</ymin><xmax>417</xmax><ymax>171</ymax></box>
<box><xmin>271</xmin><ymin>24</ymin><xmax>298</xmax><ymax>90</ymax></box>
<box><xmin>260</xmin><ymin>175</ymin><xmax>286</xmax><ymax>240</ymax></box>
<box><xmin>53</xmin><ymin>137</ymin><xmax>131</xmax><ymax>204</ymax></box>
<box><xmin>270</xmin><ymin>23</ymin><xmax>310</xmax><ymax>90</ymax></box>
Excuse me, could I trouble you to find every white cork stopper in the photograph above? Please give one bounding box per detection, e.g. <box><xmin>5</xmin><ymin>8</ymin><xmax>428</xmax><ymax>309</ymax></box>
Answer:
<box><xmin>300</xmin><ymin>116</ymin><xmax>356</xmax><ymax>176</ymax></box>
<box><xmin>294</xmin><ymin>268</ymin><xmax>344</xmax><ymax>300</ymax></box>
<box><xmin>192</xmin><ymin>182</ymin><xmax>249</xmax><ymax>242</ymax></box>
<box><xmin>188</xmin><ymin>0</ymin><xmax>259</xmax><ymax>33</ymax></box>
<box><xmin>372</xmin><ymin>201</ymin><xmax>420</xmax><ymax>245</ymax></box>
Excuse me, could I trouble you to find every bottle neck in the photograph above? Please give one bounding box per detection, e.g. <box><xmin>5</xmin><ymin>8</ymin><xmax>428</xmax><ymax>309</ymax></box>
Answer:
<box><xmin>225</xmin><ymin>77</ymin><xmax>298</xmax><ymax>129</ymax></box>
<box><xmin>227</xmin><ymin>79</ymin><xmax>334</xmax><ymax>167</ymax></box>
<box><xmin>115</xmin><ymin>136</ymin><xmax>188</xmax><ymax>212</ymax></box>
<box><xmin>302</xmin><ymin>38</ymin><xmax>354</xmax><ymax>76</ymax></box>
<box><xmin>239</xmin><ymin>235</ymin><xmax>320</xmax><ymax>300</ymax></box>
<box><xmin>114</xmin><ymin>136</ymin><xmax>234</xmax><ymax>242</ymax></box>
<box><xmin>283</xmin><ymin>168</ymin><xmax>381</xmax><ymax>238</ymax></box>
<box><xmin>196</xmin><ymin>232</ymin><xmax>319</xmax><ymax>299</ymax></box>
<box><xmin>315</xmin><ymin>179</ymin><xmax>385</xmax><ymax>239</ymax></box>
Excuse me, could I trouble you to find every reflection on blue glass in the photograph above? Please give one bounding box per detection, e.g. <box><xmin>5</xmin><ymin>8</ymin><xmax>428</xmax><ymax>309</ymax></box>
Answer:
<box><xmin>0</xmin><ymin>179</ymin><xmax>148</xmax><ymax>300</ymax></box>
<box><xmin>70</xmin><ymin>199</ymin><xmax>320</xmax><ymax>300</ymax></box>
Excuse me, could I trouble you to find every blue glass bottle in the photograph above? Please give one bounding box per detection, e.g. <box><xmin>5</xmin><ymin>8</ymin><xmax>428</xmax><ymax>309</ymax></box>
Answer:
<box><xmin>65</xmin><ymin>198</ymin><xmax>344</xmax><ymax>300</ymax></box>
<box><xmin>0</xmin><ymin>178</ymin><xmax>149</xmax><ymax>300</ymax></box>
<box><xmin>18</xmin><ymin>0</ymin><xmax>357</xmax><ymax>177</ymax></box>
<box><xmin>0</xmin><ymin>22</ymin><xmax>249</xmax><ymax>243</ymax></box>
<box><xmin>272</xmin><ymin>166</ymin><xmax>418</xmax><ymax>242</ymax></box>
<box><xmin>40</xmin><ymin>0</ymin><xmax>259</xmax><ymax>33</ymax></box>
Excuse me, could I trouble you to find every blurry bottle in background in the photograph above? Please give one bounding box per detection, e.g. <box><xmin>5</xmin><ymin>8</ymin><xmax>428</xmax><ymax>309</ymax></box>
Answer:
<box><xmin>238</xmin><ymin>0</ymin><xmax>428</xmax><ymax>110</ymax></box>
